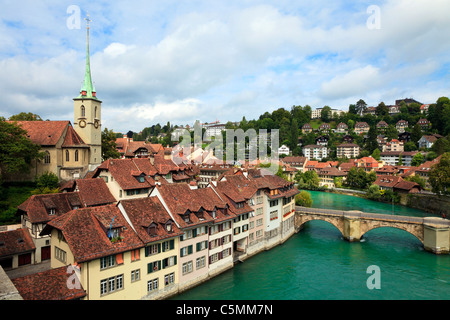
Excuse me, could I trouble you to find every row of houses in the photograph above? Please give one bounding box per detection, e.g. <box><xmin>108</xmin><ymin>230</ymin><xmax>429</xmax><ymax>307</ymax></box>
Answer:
<box><xmin>1</xmin><ymin>166</ymin><xmax>299</xmax><ymax>300</ymax></box>
<box><xmin>301</xmin><ymin>119</ymin><xmax>430</xmax><ymax>135</ymax></box>
<box><xmin>281</xmin><ymin>154</ymin><xmax>440</xmax><ymax>192</ymax></box>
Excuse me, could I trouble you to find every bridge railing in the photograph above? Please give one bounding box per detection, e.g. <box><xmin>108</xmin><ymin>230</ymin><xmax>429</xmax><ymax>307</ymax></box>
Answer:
<box><xmin>295</xmin><ymin>206</ymin><xmax>450</xmax><ymax>226</ymax></box>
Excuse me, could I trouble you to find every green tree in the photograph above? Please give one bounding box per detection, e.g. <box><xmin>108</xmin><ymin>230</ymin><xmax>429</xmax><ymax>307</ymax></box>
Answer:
<box><xmin>365</xmin><ymin>126</ymin><xmax>379</xmax><ymax>154</ymax></box>
<box><xmin>289</xmin><ymin>118</ymin><xmax>299</xmax><ymax>151</ymax></box>
<box><xmin>32</xmin><ymin>171</ymin><xmax>60</xmax><ymax>195</ymax></box>
<box><xmin>367</xmin><ymin>184</ymin><xmax>381</xmax><ymax>200</ymax></box>
<box><xmin>356</xmin><ymin>99</ymin><xmax>367</xmax><ymax>116</ymax></box>
<box><xmin>411</xmin><ymin>123</ymin><xmax>422</xmax><ymax>144</ymax></box>
<box><xmin>0</xmin><ymin>118</ymin><xmax>44</xmax><ymax>176</ymax></box>
<box><xmin>411</xmin><ymin>152</ymin><xmax>424</xmax><ymax>166</ymax></box>
<box><xmin>375</xmin><ymin>102</ymin><xmax>389</xmax><ymax>117</ymax></box>
<box><xmin>295</xmin><ymin>190</ymin><xmax>313</xmax><ymax>207</ymax></box>
<box><xmin>371</xmin><ymin>148</ymin><xmax>381</xmax><ymax>161</ymax></box>
<box><xmin>102</xmin><ymin>128</ymin><xmax>121</xmax><ymax>161</ymax></box>
<box><xmin>9</xmin><ymin>112</ymin><xmax>42</xmax><ymax>121</ymax></box>
<box><xmin>321</xmin><ymin>106</ymin><xmax>332</xmax><ymax>122</ymax></box>
<box><xmin>431</xmin><ymin>135</ymin><xmax>450</xmax><ymax>156</ymax></box>
<box><xmin>429</xmin><ymin>152</ymin><xmax>450</xmax><ymax>195</ymax></box>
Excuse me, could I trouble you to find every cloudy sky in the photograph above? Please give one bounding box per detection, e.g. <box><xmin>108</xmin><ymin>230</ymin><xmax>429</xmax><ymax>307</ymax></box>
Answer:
<box><xmin>1</xmin><ymin>0</ymin><xmax>449</xmax><ymax>133</ymax></box>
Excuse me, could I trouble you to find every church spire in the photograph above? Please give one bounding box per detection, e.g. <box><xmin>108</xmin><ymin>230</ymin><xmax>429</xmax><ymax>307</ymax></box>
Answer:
<box><xmin>78</xmin><ymin>12</ymin><xmax>97</xmax><ymax>99</ymax></box>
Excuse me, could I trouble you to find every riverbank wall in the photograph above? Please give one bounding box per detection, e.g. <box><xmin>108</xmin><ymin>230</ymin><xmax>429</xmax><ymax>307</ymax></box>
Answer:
<box><xmin>320</xmin><ymin>188</ymin><xmax>449</xmax><ymax>218</ymax></box>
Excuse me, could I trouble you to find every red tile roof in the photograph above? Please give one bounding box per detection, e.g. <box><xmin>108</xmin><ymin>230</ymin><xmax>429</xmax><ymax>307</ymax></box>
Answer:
<box><xmin>156</xmin><ymin>183</ymin><xmax>229</xmax><ymax>227</ymax></box>
<box><xmin>0</xmin><ymin>228</ymin><xmax>35</xmax><ymax>258</ymax></box>
<box><xmin>8</xmin><ymin>121</ymin><xmax>70</xmax><ymax>146</ymax></box>
<box><xmin>61</xmin><ymin>125</ymin><xmax>88</xmax><ymax>148</ymax></box>
<box><xmin>75</xmin><ymin>178</ymin><xmax>116</xmax><ymax>206</ymax></box>
<box><xmin>17</xmin><ymin>192</ymin><xmax>84</xmax><ymax>224</ymax></box>
<box><xmin>41</xmin><ymin>205</ymin><xmax>143</xmax><ymax>263</ymax></box>
<box><xmin>119</xmin><ymin>197</ymin><xmax>183</xmax><ymax>244</ymax></box>
<box><xmin>94</xmin><ymin>158</ymin><xmax>156</xmax><ymax>190</ymax></box>
<box><xmin>12</xmin><ymin>265</ymin><xmax>86</xmax><ymax>300</ymax></box>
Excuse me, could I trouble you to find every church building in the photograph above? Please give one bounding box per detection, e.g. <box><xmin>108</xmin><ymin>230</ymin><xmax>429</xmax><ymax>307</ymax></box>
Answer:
<box><xmin>6</xmin><ymin>15</ymin><xmax>102</xmax><ymax>182</ymax></box>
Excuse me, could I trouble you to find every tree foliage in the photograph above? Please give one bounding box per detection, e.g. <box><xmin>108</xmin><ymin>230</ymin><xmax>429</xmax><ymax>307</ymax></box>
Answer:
<box><xmin>0</xmin><ymin>118</ymin><xmax>44</xmax><ymax>175</ymax></box>
<box><xmin>429</xmin><ymin>152</ymin><xmax>450</xmax><ymax>195</ymax></box>
<box><xmin>295</xmin><ymin>190</ymin><xmax>313</xmax><ymax>207</ymax></box>
<box><xmin>102</xmin><ymin>128</ymin><xmax>121</xmax><ymax>161</ymax></box>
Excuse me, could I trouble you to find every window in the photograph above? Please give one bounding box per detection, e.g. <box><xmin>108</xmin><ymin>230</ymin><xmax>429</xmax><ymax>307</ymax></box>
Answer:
<box><xmin>182</xmin><ymin>261</ymin><xmax>193</xmax><ymax>275</ymax></box>
<box><xmin>145</xmin><ymin>244</ymin><xmax>160</xmax><ymax>256</ymax></box>
<box><xmin>131</xmin><ymin>269</ymin><xmax>140</xmax><ymax>282</ymax></box>
<box><xmin>81</xmin><ymin>106</ymin><xmax>85</xmax><ymax>117</ymax></box>
<box><xmin>162</xmin><ymin>239</ymin><xmax>175</xmax><ymax>252</ymax></box>
<box><xmin>94</xmin><ymin>106</ymin><xmax>98</xmax><ymax>119</ymax></box>
<box><xmin>65</xmin><ymin>150</ymin><xmax>70</xmax><ymax>162</ymax></box>
<box><xmin>196</xmin><ymin>240</ymin><xmax>208</xmax><ymax>252</ymax></box>
<box><xmin>162</xmin><ymin>256</ymin><xmax>177</xmax><ymax>269</ymax></box>
<box><xmin>147</xmin><ymin>278</ymin><xmax>158</xmax><ymax>292</ymax></box>
<box><xmin>270</xmin><ymin>200</ymin><xmax>279</xmax><ymax>207</ymax></box>
<box><xmin>75</xmin><ymin>150</ymin><xmax>79</xmax><ymax>162</ymax></box>
<box><xmin>55</xmin><ymin>247</ymin><xmax>66</xmax><ymax>263</ymax></box>
<box><xmin>165</xmin><ymin>272</ymin><xmax>175</xmax><ymax>286</ymax></box>
<box><xmin>147</xmin><ymin>261</ymin><xmax>161</xmax><ymax>274</ymax></box>
<box><xmin>196</xmin><ymin>256</ymin><xmax>206</xmax><ymax>269</ymax></box>
<box><xmin>180</xmin><ymin>245</ymin><xmax>193</xmax><ymax>257</ymax></box>
<box><xmin>100</xmin><ymin>255</ymin><xmax>116</xmax><ymax>270</ymax></box>
<box><xmin>270</xmin><ymin>210</ymin><xmax>278</xmax><ymax>221</ymax></box>
<box><xmin>49</xmin><ymin>208</ymin><xmax>56</xmax><ymax>216</ymax></box>
<box><xmin>44</xmin><ymin>151</ymin><xmax>51</xmax><ymax>164</ymax></box>
<box><xmin>242</xmin><ymin>224</ymin><xmax>248</xmax><ymax>232</ymax></box>
<box><xmin>100</xmin><ymin>274</ymin><xmax>123</xmax><ymax>296</ymax></box>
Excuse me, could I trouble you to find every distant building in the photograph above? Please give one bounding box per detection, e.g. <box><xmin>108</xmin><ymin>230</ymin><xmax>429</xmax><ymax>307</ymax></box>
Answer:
<box><xmin>383</xmin><ymin>139</ymin><xmax>404</xmax><ymax>152</ymax></box>
<box><xmin>354</xmin><ymin>122</ymin><xmax>370</xmax><ymax>135</ymax></box>
<box><xmin>302</xmin><ymin>123</ymin><xmax>312</xmax><ymax>134</ymax></box>
<box><xmin>335</xmin><ymin>123</ymin><xmax>348</xmax><ymax>134</ymax></box>
<box><xmin>278</xmin><ymin>145</ymin><xmax>290</xmax><ymax>156</ymax></box>
<box><xmin>380</xmin><ymin>151</ymin><xmax>418</xmax><ymax>166</ymax></box>
<box><xmin>418</xmin><ymin>134</ymin><xmax>442</xmax><ymax>149</ymax></box>
<box><xmin>336</xmin><ymin>143</ymin><xmax>360</xmax><ymax>159</ymax></box>
<box><xmin>396</xmin><ymin>120</ymin><xmax>409</xmax><ymax>133</ymax></box>
<box><xmin>417</xmin><ymin>119</ymin><xmax>431</xmax><ymax>131</ymax></box>
<box><xmin>376</xmin><ymin>121</ymin><xmax>389</xmax><ymax>132</ymax></box>
<box><xmin>302</xmin><ymin>145</ymin><xmax>328</xmax><ymax>161</ymax></box>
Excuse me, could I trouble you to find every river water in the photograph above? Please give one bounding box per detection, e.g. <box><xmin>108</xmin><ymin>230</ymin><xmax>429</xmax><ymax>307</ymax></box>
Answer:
<box><xmin>171</xmin><ymin>191</ymin><xmax>449</xmax><ymax>300</ymax></box>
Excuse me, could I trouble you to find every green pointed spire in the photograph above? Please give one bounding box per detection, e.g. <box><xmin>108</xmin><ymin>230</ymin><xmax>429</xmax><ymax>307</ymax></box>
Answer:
<box><xmin>77</xmin><ymin>13</ymin><xmax>98</xmax><ymax>100</ymax></box>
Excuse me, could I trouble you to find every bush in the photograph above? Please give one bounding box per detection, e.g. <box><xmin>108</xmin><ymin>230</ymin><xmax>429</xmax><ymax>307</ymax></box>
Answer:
<box><xmin>295</xmin><ymin>191</ymin><xmax>313</xmax><ymax>207</ymax></box>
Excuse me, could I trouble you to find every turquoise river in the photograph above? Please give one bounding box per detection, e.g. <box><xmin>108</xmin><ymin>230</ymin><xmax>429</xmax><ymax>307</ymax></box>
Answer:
<box><xmin>171</xmin><ymin>191</ymin><xmax>450</xmax><ymax>300</ymax></box>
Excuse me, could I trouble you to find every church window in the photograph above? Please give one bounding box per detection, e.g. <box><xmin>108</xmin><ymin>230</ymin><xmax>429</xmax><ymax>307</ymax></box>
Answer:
<box><xmin>44</xmin><ymin>151</ymin><xmax>51</xmax><ymax>164</ymax></box>
<box><xmin>95</xmin><ymin>106</ymin><xmax>98</xmax><ymax>119</ymax></box>
<box><xmin>75</xmin><ymin>150</ymin><xmax>79</xmax><ymax>162</ymax></box>
<box><xmin>81</xmin><ymin>106</ymin><xmax>85</xmax><ymax>117</ymax></box>
<box><xmin>65</xmin><ymin>150</ymin><xmax>70</xmax><ymax>162</ymax></box>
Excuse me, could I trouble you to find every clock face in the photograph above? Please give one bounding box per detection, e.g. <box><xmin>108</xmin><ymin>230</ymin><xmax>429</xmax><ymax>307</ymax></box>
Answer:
<box><xmin>94</xmin><ymin>120</ymin><xmax>100</xmax><ymax>128</ymax></box>
<box><xmin>79</xmin><ymin>119</ymin><xmax>86</xmax><ymax>128</ymax></box>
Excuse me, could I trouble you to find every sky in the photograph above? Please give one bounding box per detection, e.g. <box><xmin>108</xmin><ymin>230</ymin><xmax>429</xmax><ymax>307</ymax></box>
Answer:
<box><xmin>0</xmin><ymin>0</ymin><xmax>449</xmax><ymax>133</ymax></box>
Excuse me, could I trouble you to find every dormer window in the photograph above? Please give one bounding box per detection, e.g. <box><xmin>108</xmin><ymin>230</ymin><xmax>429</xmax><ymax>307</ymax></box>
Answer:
<box><xmin>212</xmin><ymin>209</ymin><xmax>217</xmax><ymax>219</ymax></box>
<box><xmin>197</xmin><ymin>209</ymin><xmax>205</xmax><ymax>221</ymax></box>
<box><xmin>147</xmin><ymin>223</ymin><xmax>157</xmax><ymax>237</ymax></box>
<box><xmin>49</xmin><ymin>208</ymin><xmax>56</xmax><ymax>216</ymax></box>
<box><xmin>165</xmin><ymin>221</ymin><xmax>173</xmax><ymax>233</ymax></box>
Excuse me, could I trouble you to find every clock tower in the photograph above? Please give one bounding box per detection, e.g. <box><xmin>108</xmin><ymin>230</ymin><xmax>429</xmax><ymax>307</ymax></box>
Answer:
<box><xmin>73</xmin><ymin>13</ymin><xmax>102</xmax><ymax>170</ymax></box>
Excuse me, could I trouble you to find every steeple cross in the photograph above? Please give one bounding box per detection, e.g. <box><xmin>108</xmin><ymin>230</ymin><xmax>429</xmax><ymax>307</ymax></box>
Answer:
<box><xmin>84</xmin><ymin>12</ymin><xmax>92</xmax><ymax>29</ymax></box>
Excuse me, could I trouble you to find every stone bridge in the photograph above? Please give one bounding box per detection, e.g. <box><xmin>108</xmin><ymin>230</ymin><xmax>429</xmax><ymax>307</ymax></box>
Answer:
<box><xmin>295</xmin><ymin>206</ymin><xmax>450</xmax><ymax>254</ymax></box>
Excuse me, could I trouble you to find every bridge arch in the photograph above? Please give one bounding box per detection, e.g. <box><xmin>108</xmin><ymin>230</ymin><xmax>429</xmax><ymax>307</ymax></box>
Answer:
<box><xmin>360</xmin><ymin>225</ymin><xmax>424</xmax><ymax>244</ymax></box>
<box><xmin>296</xmin><ymin>214</ymin><xmax>345</xmax><ymax>239</ymax></box>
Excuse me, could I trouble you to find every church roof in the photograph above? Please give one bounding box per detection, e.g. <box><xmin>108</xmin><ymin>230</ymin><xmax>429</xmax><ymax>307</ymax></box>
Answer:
<box><xmin>61</xmin><ymin>125</ymin><xmax>89</xmax><ymax>148</ymax></box>
<box><xmin>8</xmin><ymin>121</ymin><xmax>70</xmax><ymax>146</ymax></box>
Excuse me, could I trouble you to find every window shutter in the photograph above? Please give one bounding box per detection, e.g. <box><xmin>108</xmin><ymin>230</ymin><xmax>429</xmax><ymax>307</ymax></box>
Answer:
<box><xmin>162</xmin><ymin>258</ymin><xmax>167</xmax><ymax>269</ymax></box>
<box><xmin>157</xmin><ymin>243</ymin><xmax>161</xmax><ymax>253</ymax></box>
<box><xmin>148</xmin><ymin>263</ymin><xmax>153</xmax><ymax>274</ymax></box>
<box><xmin>170</xmin><ymin>239</ymin><xmax>174</xmax><ymax>250</ymax></box>
<box><xmin>180</xmin><ymin>248</ymin><xmax>184</xmax><ymax>258</ymax></box>
<box><xmin>174</xmin><ymin>256</ymin><xmax>177</xmax><ymax>265</ymax></box>
<box><xmin>193</xmin><ymin>229</ymin><xmax>197</xmax><ymax>237</ymax></box>
<box><xmin>145</xmin><ymin>246</ymin><xmax>149</xmax><ymax>257</ymax></box>
<box><xmin>219</xmin><ymin>224</ymin><xmax>223</xmax><ymax>232</ymax></box>
<box><xmin>209</xmin><ymin>256</ymin><xmax>212</xmax><ymax>264</ymax></box>
<box><xmin>188</xmin><ymin>245</ymin><xmax>193</xmax><ymax>255</ymax></box>
<box><xmin>162</xmin><ymin>243</ymin><xmax>166</xmax><ymax>253</ymax></box>
<box><xmin>196</xmin><ymin>242</ymin><xmax>200</xmax><ymax>251</ymax></box>
<box><xmin>209</xmin><ymin>241</ymin><xmax>212</xmax><ymax>250</ymax></box>
<box><xmin>158</xmin><ymin>260</ymin><xmax>161</xmax><ymax>270</ymax></box>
